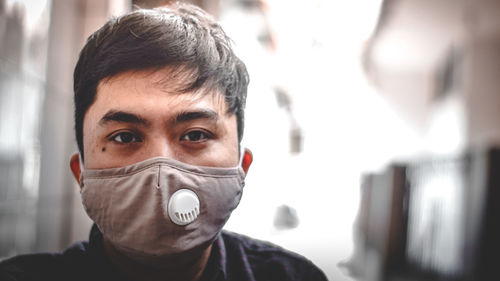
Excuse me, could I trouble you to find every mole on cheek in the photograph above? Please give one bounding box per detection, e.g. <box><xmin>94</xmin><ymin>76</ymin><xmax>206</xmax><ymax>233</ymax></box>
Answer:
<box><xmin>101</xmin><ymin>147</ymin><xmax>106</xmax><ymax>152</ymax></box>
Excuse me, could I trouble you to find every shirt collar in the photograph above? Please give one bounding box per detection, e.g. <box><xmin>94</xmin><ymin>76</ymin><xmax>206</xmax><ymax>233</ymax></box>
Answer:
<box><xmin>89</xmin><ymin>224</ymin><xmax>228</xmax><ymax>281</ymax></box>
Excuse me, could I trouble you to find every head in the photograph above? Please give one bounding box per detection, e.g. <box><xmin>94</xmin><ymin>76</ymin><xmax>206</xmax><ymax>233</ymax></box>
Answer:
<box><xmin>72</xmin><ymin>3</ymin><xmax>249</xmax><ymax>168</ymax></box>
<box><xmin>69</xmin><ymin>5</ymin><xmax>253</xmax><ymax>273</ymax></box>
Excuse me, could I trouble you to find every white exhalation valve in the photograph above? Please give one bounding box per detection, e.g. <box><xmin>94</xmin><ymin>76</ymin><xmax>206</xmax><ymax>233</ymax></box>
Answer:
<box><xmin>168</xmin><ymin>189</ymin><xmax>200</xmax><ymax>226</ymax></box>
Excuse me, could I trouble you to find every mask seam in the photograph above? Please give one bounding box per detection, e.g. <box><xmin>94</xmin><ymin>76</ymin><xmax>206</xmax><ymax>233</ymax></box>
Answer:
<box><xmin>85</xmin><ymin>170</ymin><xmax>242</xmax><ymax>180</ymax></box>
<box><xmin>157</xmin><ymin>165</ymin><xmax>161</xmax><ymax>189</ymax></box>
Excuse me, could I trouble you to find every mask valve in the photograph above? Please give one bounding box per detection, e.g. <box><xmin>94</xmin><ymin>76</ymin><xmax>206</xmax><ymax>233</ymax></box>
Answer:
<box><xmin>168</xmin><ymin>189</ymin><xmax>200</xmax><ymax>226</ymax></box>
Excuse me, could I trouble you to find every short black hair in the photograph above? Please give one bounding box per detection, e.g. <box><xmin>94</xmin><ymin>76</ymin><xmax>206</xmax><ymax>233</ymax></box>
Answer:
<box><xmin>73</xmin><ymin>3</ymin><xmax>249</xmax><ymax>159</ymax></box>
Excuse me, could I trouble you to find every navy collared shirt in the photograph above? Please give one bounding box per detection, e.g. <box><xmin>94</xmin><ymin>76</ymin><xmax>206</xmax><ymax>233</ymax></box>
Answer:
<box><xmin>0</xmin><ymin>225</ymin><xmax>328</xmax><ymax>281</ymax></box>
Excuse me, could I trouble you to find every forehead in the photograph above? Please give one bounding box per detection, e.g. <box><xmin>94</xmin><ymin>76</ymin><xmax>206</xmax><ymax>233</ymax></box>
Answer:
<box><xmin>93</xmin><ymin>69</ymin><xmax>228</xmax><ymax>113</ymax></box>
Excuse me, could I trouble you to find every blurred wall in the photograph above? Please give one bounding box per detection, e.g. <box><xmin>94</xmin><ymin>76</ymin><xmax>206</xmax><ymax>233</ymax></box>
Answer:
<box><xmin>0</xmin><ymin>0</ymin><xmax>130</xmax><ymax>257</ymax></box>
<box><xmin>364</xmin><ymin>0</ymin><xmax>500</xmax><ymax>156</ymax></box>
<box><xmin>0</xmin><ymin>0</ymin><xmax>48</xmax><ymax>258</ymax></box>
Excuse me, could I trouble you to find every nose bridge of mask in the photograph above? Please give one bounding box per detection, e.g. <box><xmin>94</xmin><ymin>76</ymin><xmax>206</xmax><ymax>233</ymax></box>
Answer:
<box><xmin>158</xmin><ymin>164</ymin><xmax>201</xmax><ymax>226</ymax></box>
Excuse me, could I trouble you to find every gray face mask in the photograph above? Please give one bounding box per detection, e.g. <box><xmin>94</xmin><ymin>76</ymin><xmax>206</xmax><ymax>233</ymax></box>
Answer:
<box><xmin>79</xmin><ymin>156</ymin><xmax>245</xmax><ymax>266</ymax></box>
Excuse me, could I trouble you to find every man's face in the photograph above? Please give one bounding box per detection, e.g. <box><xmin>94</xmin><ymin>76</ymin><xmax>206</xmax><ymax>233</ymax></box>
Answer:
<box><xmin>82</xmin><ymin>69</ymin><xmax>240</xmax><ymax>170</ymax></box>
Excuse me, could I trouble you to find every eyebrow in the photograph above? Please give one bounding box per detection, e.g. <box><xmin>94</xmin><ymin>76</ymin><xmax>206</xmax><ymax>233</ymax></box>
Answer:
<box><xmin>99</xmin><ymin>110</ymin><xmax>150</xmax><ymax>126</ymax></box>
<box><xmin>173</xmin><ymin>109</ymin><xmax>219</xmax><ymax>124</ymax></box>
<box><xmin>99</xmin><ymin>109</ymin><xmax>219</xmax><ymax>127</ymax></box>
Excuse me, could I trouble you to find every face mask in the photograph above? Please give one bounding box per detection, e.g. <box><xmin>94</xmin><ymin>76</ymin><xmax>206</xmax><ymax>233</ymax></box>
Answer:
<box><xmin>79</xmin><ymin>156</ymin><xmax>246</xmax><ymax>267</ymax></box>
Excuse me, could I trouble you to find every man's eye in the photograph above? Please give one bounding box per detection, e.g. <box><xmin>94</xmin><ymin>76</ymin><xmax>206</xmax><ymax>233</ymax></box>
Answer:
<box><xmin>180</xmin><ymin>130</ymin><xmax>211</xmax><ymax>142</ymax></box>
<box><xmin>110</xmin><ymin>132</ymin><xmax>142</xmax><ymax>144</ymax></box>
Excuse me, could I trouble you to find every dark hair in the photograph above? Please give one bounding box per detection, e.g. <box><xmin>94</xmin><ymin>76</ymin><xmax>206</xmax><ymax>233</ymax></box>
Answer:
<box><xmin>73</xmin><ymin>3</ymin><xmax>249</xmax><ymax>159</ymax></box>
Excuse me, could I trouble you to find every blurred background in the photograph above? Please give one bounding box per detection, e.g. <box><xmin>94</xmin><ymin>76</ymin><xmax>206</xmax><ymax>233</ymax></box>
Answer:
<box><xmin>1</xmin><ymin>0</ymin><xmax>500</xmax><ymax>280</ymax></box>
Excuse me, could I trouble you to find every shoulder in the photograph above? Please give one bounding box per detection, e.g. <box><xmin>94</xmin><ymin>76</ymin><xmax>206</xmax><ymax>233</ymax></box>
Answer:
<box><xmin>220</xmin><ymin>231</ymin><xmax>328</xmax><ymax>281</ymax></box>
<box><xmin>0</xmin><ymin>241</ymin><xmax>90</xmax><ymax>281</ymax></box>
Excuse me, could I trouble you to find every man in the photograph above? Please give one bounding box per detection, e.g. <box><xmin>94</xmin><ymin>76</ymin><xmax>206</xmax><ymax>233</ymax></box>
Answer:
<box><xmin>0</xmin><ymin>3</ymin><xmax>327</xmax><ymax>281</ymax></box>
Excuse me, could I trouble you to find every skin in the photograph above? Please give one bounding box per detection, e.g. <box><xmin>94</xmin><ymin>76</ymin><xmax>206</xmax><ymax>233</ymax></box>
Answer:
<box><xmin>69</xmin><ymin>68</ymin><xmax>251</xmax><ymax>281</ymax></box>
<box><xmin>83</xmin><ymin>69</ymin><xmax>240</xmax><ymax>169</ymax></box>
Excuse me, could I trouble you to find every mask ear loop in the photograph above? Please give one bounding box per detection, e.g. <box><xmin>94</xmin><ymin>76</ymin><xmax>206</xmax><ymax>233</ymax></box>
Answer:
<box><xmin>79</xmin><ymin>153</ymin><xmax>85</xmax><ymax>172</ymax></box>
<box><xmin>238</xmin><ymin>147</ymin><xmax>246</xmax><ymax>167</ymax></box>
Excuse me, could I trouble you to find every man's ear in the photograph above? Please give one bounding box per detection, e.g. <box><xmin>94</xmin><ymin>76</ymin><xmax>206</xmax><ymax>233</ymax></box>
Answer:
<box><xmin>241</xmin><ymin>148</ymin><xmax>253</xmax><ymax>175</ymax></box>
<box><xmin>70</xmin><ymin>153</ymin><xmax>82</xmax><ymax>186</ymax></box>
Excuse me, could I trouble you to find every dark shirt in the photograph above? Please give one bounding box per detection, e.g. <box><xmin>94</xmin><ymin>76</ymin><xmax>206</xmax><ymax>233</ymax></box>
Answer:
<box><xmin>0</xmin><ymin>225</ymin><xmax>328</xmax><ymax>281</ymax></box>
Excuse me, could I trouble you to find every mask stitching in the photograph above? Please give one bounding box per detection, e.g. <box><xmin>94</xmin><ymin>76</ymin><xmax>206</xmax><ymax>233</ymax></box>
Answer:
<box><xmin>156</xmin><ymin>165</ymin><xmax>161</xmax><ymax>189</ymax></box>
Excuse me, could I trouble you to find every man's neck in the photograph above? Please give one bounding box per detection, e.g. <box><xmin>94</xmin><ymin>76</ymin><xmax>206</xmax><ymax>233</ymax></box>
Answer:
<box><xmin>103</xmin><ymin>238</ymin><xmax>212</xmax><ymax>281</ymax></box>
